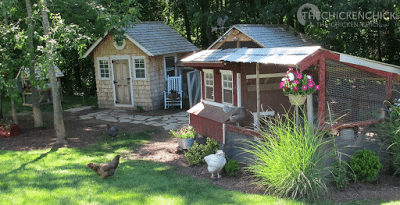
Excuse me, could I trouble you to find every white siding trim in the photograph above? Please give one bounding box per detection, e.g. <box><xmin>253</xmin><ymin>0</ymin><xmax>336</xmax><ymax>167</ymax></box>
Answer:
<box><xmin>237</xmin><ymin>73</ymin><xmax>241</xmax><ymax>107</ymax></box>
<box><xmin>340</xmin><ymin>53</ymin><xmax>400</xmax><ymax>75</ymax></box>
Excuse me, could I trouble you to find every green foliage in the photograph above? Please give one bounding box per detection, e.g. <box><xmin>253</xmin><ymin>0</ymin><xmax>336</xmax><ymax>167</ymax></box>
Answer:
<box><xmin>331</xmin><ymin>161</ymin><xmax>349</xmax><ymax>190</ymax></box>
<box><xmin>225</xmin><ymin>158</ymin><xmax>240</xmax><ymax>176</ymax></box>
<box><xmin>243</xmin><ymin>109</ymin><xmax>333</xmax><ymax>200</ymax></box>
<box><xmin>136</xmin><ymin>105</ymin><xmax>144</xmax><ymax>112</ymax></box>
<box><xmin>349</xmin><ymin>149</ymin><xmax>383</xmax><ymax>182</ymax></box>
<box><xmin>185</xmin><ymin>137</ymin><xmax>219</xmax><ymax>166</ymax></box>
<box><xmin>170</xmin><ymin>125</ymin><xmax>197</xmax><ymax>139</ymax></box>
<box><xmin>377</xmin><ymin>103</ymin><xmax>400</xmax><ymax>174</ymax></box>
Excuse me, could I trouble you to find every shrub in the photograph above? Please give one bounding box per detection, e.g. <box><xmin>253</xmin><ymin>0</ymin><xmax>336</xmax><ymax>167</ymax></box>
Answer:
<box><xmin>349</xmin><ymin>149</ymin><xmax>382</xmax><ymax>182</ymax></box>
<box><xmin>225</xmin><ymin>159</ymin><xmax>240</xmax><ymax>176</ymax></box>
<box><xmin>243</xmin><ymin>109</ymin><xmax>333</xmax><ymax>200</ymax></box>
<box><xmin>331</xmin><ymin>161</ymin><xmax>349</xmax><ymax>189</ymax></box>
<box><xmin>185</xmin><ymin>137</ymin><xmax>220</xmax><ymax>165</ymax></box>
<box><xmin>377</xmin><ymin>102</ymin><xmax>400</xmax><ymax>174</ymax></box>
<box><xmin>136</xmin><ymin>105</ymin><xmax>144</xmax><ymax>112</ymax></box>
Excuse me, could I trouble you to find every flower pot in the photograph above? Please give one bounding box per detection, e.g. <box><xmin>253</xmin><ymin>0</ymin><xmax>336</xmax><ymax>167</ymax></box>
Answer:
<box><xmin>177</xmin><ymin>138</ymin><xmax>195</xmax><ymax>150</ymax></box>
<box><xmin>0</xmin><ymin>124</ymin><xmax>21</xmax><ymax>138</ymax></box>
<box><xmin>288</xmin><ymin>94</ymin><xmax>307</xmax><ymax>106</ymax></box>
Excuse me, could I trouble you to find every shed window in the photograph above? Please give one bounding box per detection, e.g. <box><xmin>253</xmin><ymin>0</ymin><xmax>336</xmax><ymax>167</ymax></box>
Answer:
<box><xmin>204</xmin><ymin>69</ymin><xmax>214</xmax><ymax>101</ymax></box>
<box><xmin>98</xmin><ymin>58</ymin><xmax>110</xmax><ymax>79</ymax></box>
<box><xmin>221</xmin><ymin>70</ymin><xmax>233</xmax><ymax>104</ymax></box>
<box><xmin>134</xmin><ymin>57</ymin><xmax>146</xmax><ymax>79</ymax></box>
<box><xmin>165</xmin><ymin>55</ymin><xmax>176</xmax><ymax>77</ymax></box>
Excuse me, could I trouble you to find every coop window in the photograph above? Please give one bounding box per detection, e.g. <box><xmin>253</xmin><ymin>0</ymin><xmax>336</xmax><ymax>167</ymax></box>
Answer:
<box><xmin>164</xmin><ymin>55</ymin><xmax>176</xmax><ymax>78</ymax></box>
<box><xmin>134</xmin><ymin>57</ymin><xmax>146</xmax><ymax>80</ymax></box>
<box><xmin>97</xmin><ymin>58</ymin><xmax>110</xmax><ymax>79</ymax></box>
<box><xmin>221</xmin><ymin>70</ymin><xmax>233</xmax><ymax>105</ymax></box>
<box><xmin>204</xmin><ymin>69</ymin><xmax>214</xmax><ymax>101</ymax></box>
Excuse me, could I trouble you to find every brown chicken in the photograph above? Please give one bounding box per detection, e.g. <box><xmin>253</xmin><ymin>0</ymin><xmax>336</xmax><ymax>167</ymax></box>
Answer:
<box><xmin>86</xmin><ymin>155</ymin><xmax>120</xmax><ymax>179</ymax></box>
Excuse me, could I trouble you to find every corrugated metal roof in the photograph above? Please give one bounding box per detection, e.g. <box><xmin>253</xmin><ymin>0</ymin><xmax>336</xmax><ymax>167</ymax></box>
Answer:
<box><xmin>208</xmin><ymin>24</ymin><xmax>317</xmax><ymax>49</ymax></box>
<box><xmin>182</xmin><ymin>46</ymin><xmax>321</xmax><ymax>65</ymax></box>
<box><xmin>124</xmin><ymin>22</ymin><xmax>199</xmax><ymax>56</ymax></box>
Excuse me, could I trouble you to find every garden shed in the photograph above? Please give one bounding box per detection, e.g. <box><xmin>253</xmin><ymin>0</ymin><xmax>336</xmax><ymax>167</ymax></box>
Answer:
<box><xmin>82</xmin><ymin>21</ymin><xmax>199</xmax><ymax>110</ymax></box>
<box><xmin>182</xmin><ymin>24</ymin><xmax>400</xmax><ymax>162</ymax></box>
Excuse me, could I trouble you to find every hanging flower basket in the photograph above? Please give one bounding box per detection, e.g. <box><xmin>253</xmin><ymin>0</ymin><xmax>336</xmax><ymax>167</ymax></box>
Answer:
<box><xmin>280</xmin><ymin>67</ymin><xmax>320</xmax><ymax>98</ymax></box>
<box><xmin>288</xmin><ymin>94</ymin><xmax>308</xmax><ymax>106</ymax></box>
<box><xmin>0</xmin><ymin>124</ymin><xmax>21</xmax><ymax>138</ymax></box>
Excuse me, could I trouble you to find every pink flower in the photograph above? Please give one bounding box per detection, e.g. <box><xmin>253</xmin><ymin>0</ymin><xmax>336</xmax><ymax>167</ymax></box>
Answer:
<box><xmin>279</xmin><ymin>81</ymin><xmax>285</xmax><ymax>89</ymax></box>
<box><xmin>293</xmin><ymin>80</ymin><xmax>299</xmax><ymax>85</ymax></box>
<box><xmin>308</xmin><ymin>83</ymin><xmax>314</xmax><ymax>88</ymax></box>
<box><xmin>315</xmin><ymin>85</ymin><xmax>320</xmax><ymax>90</ymax></box>
<box><xmin>296</xmin><ymin>73</ymin><xmax>303</xmax><ymax>79</ymax></box>
<box><xmin>302</xmin><ymin>85</ymin><xmax>308</xmax><ymax>90</ymax></box>
<box><xmin>288</xmin><ymin>67</ymin><xmax>293</xmax><ymax>71</ymax></box>
<box><xmin>307</xmin><ymin>79</ymin><xmax>313</xmax><ymax>83</ymax></box>
<box><xmin>293</xmin><ymin>86</ymin><xmax>299</xmax><ymax>92</ymax></box>
<box><xmin>284</xmin><ymin>86</ymin><xmax>288</xmax><ymax>90</ymax></box>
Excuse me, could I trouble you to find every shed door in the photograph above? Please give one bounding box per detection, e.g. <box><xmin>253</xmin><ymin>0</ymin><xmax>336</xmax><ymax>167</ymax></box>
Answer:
<box><xmin>187</xmin><ymin>70</ymin><xmax>201</xmax><ymax>107</ymax></box>
<box><xmin>113</xmin><ymin>59</ymin><xmax>132</xmax><ymax>105</ymax></box>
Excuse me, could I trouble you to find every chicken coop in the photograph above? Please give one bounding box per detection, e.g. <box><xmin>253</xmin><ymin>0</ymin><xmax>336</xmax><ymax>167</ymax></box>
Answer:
<box><xmin>17</xmin><ymin>67</ymin><xmax>64</xmax><ymax>106</ymax></box>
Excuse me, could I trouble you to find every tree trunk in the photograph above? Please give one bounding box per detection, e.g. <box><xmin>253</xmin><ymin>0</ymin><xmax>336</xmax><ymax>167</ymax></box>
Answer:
<box><xmin>25</xmin><ymin>0</ymin><xmax>43</xmax><ymax>127</ymax></box>
<box><xmin>40</xmin><ymin>0</ymin><xmax>67</xmax><ymax>145</ymax></box>
<box><xmin>387</xmin><ymin>3</ymin><xmax>395</xmax><ymax>64</ymax></box>
<box><xmin>0</xmin><ymin>91</ymin><xmax>3</xmax><ymax>119</ymax></box>
<box><xmin>10</xmin><ymin>98</ymin><xmax>18</xmax><ymax>124</ymax></box>
<box><xmin>182</xmin><ymin>5</ymin><xmax>192</xmax><ymax>43</ymax></box>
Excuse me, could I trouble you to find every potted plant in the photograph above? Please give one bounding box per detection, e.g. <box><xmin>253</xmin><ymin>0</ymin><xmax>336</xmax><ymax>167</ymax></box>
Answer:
<box><xmin>0</xmin><ymin>120</ymin><xmax>21</xmax><ymax>138</ymax></box>
<box><xmin>170</xmin><ymin>125</ymin><xmax>197</xmax><ymax>149</ymax></box>
<box><xmin>280</xmin><ymin>67</ymin><xmax>320</xmax><ymax>105</ymax></box>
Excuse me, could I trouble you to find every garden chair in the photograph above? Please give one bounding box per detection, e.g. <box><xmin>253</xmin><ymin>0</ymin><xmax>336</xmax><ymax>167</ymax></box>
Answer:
<box><xmin>164</xmin><ymin>75</ymin><xmax>182</xmax><ymax>109</ymax></box>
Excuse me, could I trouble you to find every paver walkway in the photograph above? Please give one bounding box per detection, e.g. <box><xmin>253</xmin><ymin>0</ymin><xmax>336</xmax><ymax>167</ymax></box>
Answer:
<box><xmin>75</xmin><ymin>109</ymin><xmax>189</xmax><ymax>130</ymax></box>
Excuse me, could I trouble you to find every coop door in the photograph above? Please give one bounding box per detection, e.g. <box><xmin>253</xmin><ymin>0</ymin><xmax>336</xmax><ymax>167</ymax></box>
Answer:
<box><xmin>113</xmin><ymin>59</ymin><xmax>132</xmax><ymax>105</ymax></box>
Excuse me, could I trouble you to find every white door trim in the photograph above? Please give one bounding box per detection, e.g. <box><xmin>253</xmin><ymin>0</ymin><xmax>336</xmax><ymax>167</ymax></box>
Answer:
<box><xmin>110</xmin><ymin>55</ymin><xmax>134</xmax><ymax>107</ymax></box>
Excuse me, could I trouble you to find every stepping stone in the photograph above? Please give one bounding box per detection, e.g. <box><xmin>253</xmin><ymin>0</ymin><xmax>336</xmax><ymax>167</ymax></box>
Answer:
<box><xmin>119</xmin><ymin>119</ymin><xmax>132</xmax><ymax>123</ymax></box>
<box><xmin>65</xmin><ymin>106</ymin><xmax>92</xmax><ymax>112</ymax></box>
<box><xmin>79</xmin><ymin>116</ymin><xmax>93</xmax><ymax>120</ymax></box>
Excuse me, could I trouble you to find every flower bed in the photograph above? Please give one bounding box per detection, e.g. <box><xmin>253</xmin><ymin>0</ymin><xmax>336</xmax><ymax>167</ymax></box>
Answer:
<box><xmin>0</xmin><ymin>124</ymin><xmax>22</xmax><ymax>138</ymax></box>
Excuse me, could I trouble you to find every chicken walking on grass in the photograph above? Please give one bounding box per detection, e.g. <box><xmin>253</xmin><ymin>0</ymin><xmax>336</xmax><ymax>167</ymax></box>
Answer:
<box><xmin>106</xmin><ymin>124</ymin><xmax>119</xmax><ymax>138</ymax></box>
<box><xmin>86</xmin><ymin>155</ymin><xmax>120</xmax><ymax>179</ymax></box>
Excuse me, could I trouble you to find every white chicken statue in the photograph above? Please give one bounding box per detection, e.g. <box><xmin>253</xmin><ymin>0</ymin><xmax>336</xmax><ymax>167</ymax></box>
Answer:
<box><xmin>204</xmin><ymin>150</ymin><xmax>227</xmax><ymax>178</ymax></box>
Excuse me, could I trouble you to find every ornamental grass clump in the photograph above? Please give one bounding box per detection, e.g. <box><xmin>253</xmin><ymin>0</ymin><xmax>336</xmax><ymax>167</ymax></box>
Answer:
<box><xmin>243</xmin><ymin>110</ymin><xmax>333</xmax><ymax>200</ymax></box>
<box><xmin>280</xmin><ymin>67</ymin><xmax>320</xmax><ymax>96</ymax></box>
<box><xmin>377</xmin><ymin>99</ymin><xmax>400</xmax><ymax>175</ymax></box>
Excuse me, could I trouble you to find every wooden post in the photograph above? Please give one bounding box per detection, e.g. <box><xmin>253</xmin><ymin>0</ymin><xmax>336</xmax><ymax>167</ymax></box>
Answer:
<box><xmin>318</xmin><ymin>55</ymin><xmax>326</xmax><ymax>127</ymax></box>
<box><xmin>256</xmin><ymin>63</ymin><xmax>260</xmax><ymax>126</ymax></box>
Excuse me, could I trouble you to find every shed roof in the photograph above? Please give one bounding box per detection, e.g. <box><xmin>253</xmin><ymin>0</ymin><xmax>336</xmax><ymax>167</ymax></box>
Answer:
<box><xmin>182</xmin><ymin>46</ymin><xmax>321</xmax><ymax>66</ymax></box>
<box><xmin>208</xmin><ymin>24</ymin><xmax>317</xmax><ymax>49</ymax></box>
<box><xmin>187</xmin><ymin>102</ymin><xmax>231</xmax><ymax>123</ymax></box>
<box><xmin>83</xmin><ymin>21</ymin><xmax>199</xmax><ymax>58</ymax></box>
